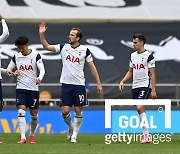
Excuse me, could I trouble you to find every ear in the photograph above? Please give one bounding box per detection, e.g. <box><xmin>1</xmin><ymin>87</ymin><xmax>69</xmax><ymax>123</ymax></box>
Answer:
<box><xmin>76</xmin><ymin>36</ymin><xmax>80</xmax><ymax>42</ymax></box>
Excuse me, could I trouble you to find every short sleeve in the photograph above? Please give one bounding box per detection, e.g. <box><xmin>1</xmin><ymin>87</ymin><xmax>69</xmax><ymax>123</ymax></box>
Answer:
<box><xmin>86</xmin><ymin>48</ymin><xmax>93</xmax><ymax>62</ymax></box>
<box><xmin>147</xmin><ymin>54</ymin><xmax>155</xmax><ymax>68</ymax></box>
<box><xmin>54</xmin><ymin>43</ymin><xmax>65</xmax><ymax>52</ymax></box>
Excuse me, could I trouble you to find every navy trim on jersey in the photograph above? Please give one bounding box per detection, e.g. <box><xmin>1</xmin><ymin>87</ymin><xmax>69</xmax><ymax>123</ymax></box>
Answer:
<box><xmin>147</xmin><ymin>54</ymin><xmax>154</xmax><ymax>62</ymax></box>
<box><xmin>12</xmin><ymin>55</ymin><xmax>16</xmax><ymax>64</ymax></box>
<box><xmin>60</xmin><ymin>43</ymin><xmax>65</xmax><ymax>52</ymax></box>
<box><xmin>85</xmin><ymin>48</ymin><xmax>91</xmax><ymax>58</ymax></box>
<box><xmin>36</xmin><ymin>53</ymin><xmax>41</xmax><ymax>62</ymax></box>
<box><xmin>148</xmin><ymin>71</ymin><xmax>151</xmax><ymax>88</ymax></box>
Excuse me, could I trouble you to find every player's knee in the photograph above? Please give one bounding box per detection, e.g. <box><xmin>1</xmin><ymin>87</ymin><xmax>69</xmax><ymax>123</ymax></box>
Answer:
<box><xmin>18</xmin><ymin>109</ymin><xmax>26</xmax><ymax>117</ymax></box>
<box><xmin>31</xmin><ymin>115</ymin><xmax>38</xmax><ymax>121</ymax></box>
<box><xmin>75</xmin><ymin>112</ymin><xmax>82</xmax><ymax>118</ymax></box>
<box><xmin>137</xmin><ymin>107</ymin><xmax>145</xmax><ymax>114</ymax></box>
<box><xmin>62</xmin><ymin>110</ymin><xmax>70</xmax><ymax>116</ymax></box>
<box><xmin>62</xmin><ymin>113</ymin><xmax>70</xmax><ymax>118</ymax></box>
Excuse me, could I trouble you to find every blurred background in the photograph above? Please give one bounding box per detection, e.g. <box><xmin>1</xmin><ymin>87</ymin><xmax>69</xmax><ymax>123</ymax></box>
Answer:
<box><xmin>0</xmin><ymin>0</ymin><xmax>180</xmax><ymax>133</ymax></box>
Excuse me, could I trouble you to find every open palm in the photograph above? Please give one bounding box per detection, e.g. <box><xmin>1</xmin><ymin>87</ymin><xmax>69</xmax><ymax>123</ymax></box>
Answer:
<box><xmin>39</xmin><ymin>21</ymin><xmax>47</xmax><ymax>34</ymax></box>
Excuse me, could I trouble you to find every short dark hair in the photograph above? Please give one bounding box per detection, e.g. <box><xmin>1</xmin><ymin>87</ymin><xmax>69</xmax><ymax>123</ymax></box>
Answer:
<box><xmin>133</xmin><ymin>34</ymin><xmax>146</xmax><ymax>44</ymax></box>
<box><xmin>71</xmin><ymin>27</ymin><xmax>83</xmax><ymax>42</ymax></box>
<box><xmin>15</xmin><ymin>36</ymin><xmax>29</xmax><ymax>47</ymax></box>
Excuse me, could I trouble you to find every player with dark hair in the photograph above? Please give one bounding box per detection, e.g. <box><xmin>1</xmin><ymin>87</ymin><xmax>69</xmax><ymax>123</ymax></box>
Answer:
<box><xmin>6</xmin><ymin>36</ymin><xmax>45</xmax><ymax>144</ymax></box>
<box><xmin>119</xmin><ymin>34</ymin><xmax>157</xmax><ymax>144</ymax></box>
<box><xmin>39</xmin><ymin>21</ymin><xmax>103</xmax><ymax>143</ymax></box>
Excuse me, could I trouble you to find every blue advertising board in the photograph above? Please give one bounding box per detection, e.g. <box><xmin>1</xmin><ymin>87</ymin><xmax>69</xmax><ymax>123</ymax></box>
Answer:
<box><xmin>0</xmin><ymin>110</ymin><xmax>180</xmax><ymax>134</ymax></box>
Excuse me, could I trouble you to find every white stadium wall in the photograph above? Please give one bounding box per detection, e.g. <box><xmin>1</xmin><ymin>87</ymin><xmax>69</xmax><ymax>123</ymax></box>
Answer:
<box><xmin>0</xmin><ymin>0</ymin><xmax>180</xmax><ymax>20</ymax></box>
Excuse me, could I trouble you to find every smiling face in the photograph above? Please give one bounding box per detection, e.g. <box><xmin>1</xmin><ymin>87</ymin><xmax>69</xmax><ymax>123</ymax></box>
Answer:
<box><xmin>133</xmin><ymin>38</ymin><xmax>144</xmax><ymax>52</ymax></box>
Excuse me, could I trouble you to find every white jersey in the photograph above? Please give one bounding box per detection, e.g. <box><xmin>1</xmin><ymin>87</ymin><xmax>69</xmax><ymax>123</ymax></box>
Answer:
<box><xmin>7</xmin><ymin>50</ymin><xmax>45</xmax><ymax>91</ymax></box>
<box><xmin>54</xmin><ymin>43</ymin><xmax>93</xmax><ymax>85</ymax></box>
<box><xmin>129</xmin><ymin>50</ymin><xmax>155</xmax><ymax>89</ymax></box>
<box><xmin>0</xmin><ymin>19</ymin><xmax>9</xmax><ymax>79</ymax></box>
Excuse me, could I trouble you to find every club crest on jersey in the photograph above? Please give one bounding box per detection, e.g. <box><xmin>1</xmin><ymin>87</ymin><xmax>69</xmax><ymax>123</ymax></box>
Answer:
<box><xmin>66</xmin><ymin>55</ymin><xmax>80</xmax><ymax>64</ymax></box>
<box><xmin>19</xmin><ymin>65</ymin><xmax>33</xmax><ymax>71</ymax></box>
<box><xmin>133</xmin><ymin>64</ymin><xmax>145</xmax><ymax>69</ymax></box>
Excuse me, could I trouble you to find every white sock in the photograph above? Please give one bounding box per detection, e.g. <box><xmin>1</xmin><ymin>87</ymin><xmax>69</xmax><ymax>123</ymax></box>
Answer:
<box><xmin>72</xmin><ymin>113</ymin><xmax>82</xmax><ymax>139</ymax></box>
<box><xmin>18</xmin><ymin>109</ymin><xmax>26</xmax><ymax>139</ymax></box>
<box><xmin>30</xmin><ymin>115</ymin><xmax>38</xmax><ymax>136</ymax></box>
<box><xmin>139</xmin><ymin>112</ymin><xmax>149</xmax><ymax>135</ymax></box>
<box><xmin>62</xmin><ymin>113</ymin><xmax>73</xmax><ymax>130</ymax></box>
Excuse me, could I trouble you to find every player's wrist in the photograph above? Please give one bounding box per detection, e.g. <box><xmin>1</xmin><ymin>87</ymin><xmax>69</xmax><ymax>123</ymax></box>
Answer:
<box><xmin>121</xmin><ymin>81</ymin><xmax>124</xmax><ymax>84</ymax></box>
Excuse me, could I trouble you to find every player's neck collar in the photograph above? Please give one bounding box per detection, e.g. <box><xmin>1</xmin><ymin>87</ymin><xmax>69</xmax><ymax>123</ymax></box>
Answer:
<box><xmin>23</xmin><ymin>49</ymin><xmax>32</xmax><ymax>56</ymax></box>
<box><xmin>70</xmin><ymin>44</ymin><xmax>80</xmax><ymax>49</ymax></box>
<box><xmin>137</xmin><ymin>49</ymin><xmax>146</xmax><ymax>54</ymax></box>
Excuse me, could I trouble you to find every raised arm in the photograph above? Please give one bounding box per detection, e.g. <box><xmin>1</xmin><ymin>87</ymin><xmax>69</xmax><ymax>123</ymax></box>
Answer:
<box><xmin>88</xmin><ymin>61</ymin><xmax>103</xmax><ymax>94</ymax></box>
<box><xmin>39</xmin><ymin>21</ymin><xmax>56</xmax><ymax>52</ymax></box>
<box><xmin>0</xmin><ymin>14</ymin><xmax>9</xmax><ymax>44</ymax></box>
<box><xmin>119</xmin><ymin>67</ymin><xmax>133</xmax><ymax>91</ymax></box>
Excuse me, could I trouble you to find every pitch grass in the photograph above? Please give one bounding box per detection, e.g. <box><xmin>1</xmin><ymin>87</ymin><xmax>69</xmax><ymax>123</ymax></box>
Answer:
<box><xmin>0</xmin><ymin>134</ymin><xmax>180</xmax><ymax>154</ymax></box>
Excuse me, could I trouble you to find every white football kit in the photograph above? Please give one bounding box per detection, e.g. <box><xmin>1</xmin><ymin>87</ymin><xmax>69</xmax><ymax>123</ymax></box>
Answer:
<box><xmin>7</xmin><ymin>50</ymin><xmax>45</xmax><ymax>91</ymax></box>
<box><xmin>54</xmin><ymin>43</ymin><xmax>93</xmax><ymax>86</ymax></box>
<box><xmin>0</xmin><ymin>19</ymin><xmax>9</xmax><ymax>79</ymax></box>
<box><xmin>129</xmin><ymin>50</ymin><xmax>155</xmax><ymax>89</ymax></box>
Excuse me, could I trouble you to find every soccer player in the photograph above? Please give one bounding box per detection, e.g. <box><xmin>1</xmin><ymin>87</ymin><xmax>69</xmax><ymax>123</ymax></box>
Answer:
<box><xmin>119</xmin><ymin>34</ymin><xmax>157</xmax><ymax>144</ymax></box>
<box><xmin>6</xmin><ymin>36</ymin><xmax>45</xmax><ymax>144</ymax></box>
<box><xmin>39</xmin><ymin>21</ymin><xmax>103</xmax><ymax>143</ymax></box>
<box><xmin>0</xmin><ymin>14</ymin><xmax>9</xmax><ymax>144</ymax></box>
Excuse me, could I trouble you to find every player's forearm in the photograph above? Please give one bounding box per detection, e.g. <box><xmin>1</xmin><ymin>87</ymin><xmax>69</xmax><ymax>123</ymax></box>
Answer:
<box><xmin>39</xmin><ymin>33</ymin><xmax>56</xmax><ymax>52</ymax></box>
<box><xmin>121</xmin><ymin>71</ymin><xmax>132</xmax><ymax>83</ymax></box>
<box><xmin>151</xmin><ymin>73</ymin><xmax>156</xmax><ymax>91</ymax></box>
<box><xmin>6</xmin><ymin>60</ymin><xmax>15</xmax><ymax>71</ymax></box>
<box><xmin>39</xmin><ymin>33</ymin><xmax>50</xmax><ymax>50</ymax></box>
<box><xmin>0</xmin><ymin>19</ymin><xmax>9</xmax><ymax>43</ymax></box>
<box><xmin>93</xmin><ymin>73</ymin><xmax>102</xmax><ymax>86</ymax></box>
<box><xmin>37</xmin><ymin>60</ymin><xmax>45</xmax><ymax>81</ymax></box>
<box><xmin>0</xmin><ymin>68</ymin><xmax>7</xmax><ymax>73</ymax></box>
<box><xmin>90</xmin><ymin>66</ymin><xmax>102</xmax><ymax>85</ymax></box>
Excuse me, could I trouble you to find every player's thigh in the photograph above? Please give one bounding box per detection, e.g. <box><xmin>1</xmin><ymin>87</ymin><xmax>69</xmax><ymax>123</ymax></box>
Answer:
<box><xmin>132</xmin><ymin>87</ymin><xmax>151</xmax><ymax>99</ymax></box>
<box><xmin>28</xmin><ymin>90</ymin><xmax>39</xmax><ymax>109</ymax></box>
<box><xmin>132</xmin><ymin>88</ymin><xmax>140</xmax><ymax>99</ymax></box>
<box><xmin>138</xmin><ymin>87</ymin><xmax>151</xmax><ymax>99</ymax></box>
<box><xmin>73</xmin><ymin>85</ymin><xmax>86</xmax><ymax>107</ymax></box>
<box><xmin>16</xmin><ymin>89</ymin><xmax>28</xmax><ymax>107</ymax></box>
<box><xmin>60</xmin><ymin>84</ymin><xmax>74</xmax><ymax>107</ymax></box>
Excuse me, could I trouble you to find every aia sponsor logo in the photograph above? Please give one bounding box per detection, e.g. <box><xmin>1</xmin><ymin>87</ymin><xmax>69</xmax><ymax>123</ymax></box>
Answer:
<box><xmin>19</xmin><ymin>65</ymin><xmax>33</xmax><ymax>71</ymax></box>
<box><xmin>133</xmin><ymin>64</ymin><xmax>145</xmax><ymax>69</ymax></box>
<box><xmin>66</xmin><ymin>55</ymin><xmax>80</xmax><ymax>64</ymax></box>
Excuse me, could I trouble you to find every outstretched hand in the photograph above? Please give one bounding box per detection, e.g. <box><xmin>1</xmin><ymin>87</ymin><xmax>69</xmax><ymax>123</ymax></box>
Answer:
<box><xmin>39</xmin><ymin>21</ymin><xmax>48</xmax><ymax>34</ymax></box>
